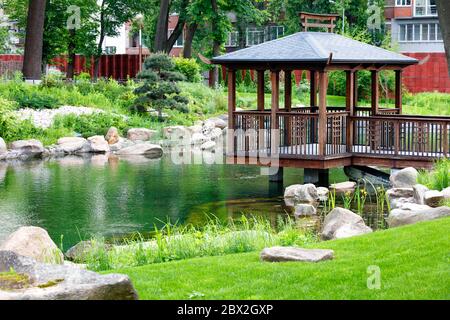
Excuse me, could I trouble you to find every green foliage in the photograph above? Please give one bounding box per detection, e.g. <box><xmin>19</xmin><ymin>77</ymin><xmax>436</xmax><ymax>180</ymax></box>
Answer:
<box><xmin>173</xmin><ymin>57</ymin><xmax>202</xmax><ymax>83</ymax></box>
<box><xmin>81</xmin><ymin>215</ymin><xmax>316</xmax><ymax>271</ymax></box>
<box><xmin>418</xmin><ymin>158</ymin><xmax>450</xmax><ymax>191</ymax></box>
<box><xmin>133</xmin><ymin>53</ymin><xmax>188</xmax><ymax>118</ymax></box>
<box><xmin>14</xmin><ymin>91</ymin><xmax>61</xmax><ymax>109</ymax></box>
<box><xmin>403</xmin><ymin>92</ymin><xmax>450</xmax><ymax>116</ymax></box>
<box><xmin>113</xmin><ymin>218</ymin><xmax>450</xmax><ymax>300</ymax></box>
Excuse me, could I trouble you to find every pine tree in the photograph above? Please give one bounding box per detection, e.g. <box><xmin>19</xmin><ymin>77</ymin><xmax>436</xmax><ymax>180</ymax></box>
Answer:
<box><xmin>132</xmin><ymin>53</ymin><xmax>189</xmax><ymax>120</ymax></box>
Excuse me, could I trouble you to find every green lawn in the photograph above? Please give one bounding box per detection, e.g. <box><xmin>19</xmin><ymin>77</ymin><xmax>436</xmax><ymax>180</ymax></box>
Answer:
<box><xmin>111</xmin><ymin>217</ymin><xmax>450</xmax><ymax>300</ymax></box>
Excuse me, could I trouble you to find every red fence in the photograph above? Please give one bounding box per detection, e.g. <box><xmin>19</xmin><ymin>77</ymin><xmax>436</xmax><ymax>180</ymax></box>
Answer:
<box><xmin>403</xmin><ymin>52</ymin><xmax>450</xmax><ymax>93</ymax></box>
<box><xmin>0</xmin><ymin>54</ymin><xmax>147</xmax><ymax>80</ymax></box>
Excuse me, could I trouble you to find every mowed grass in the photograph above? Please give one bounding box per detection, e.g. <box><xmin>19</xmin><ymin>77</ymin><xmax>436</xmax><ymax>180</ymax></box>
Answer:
<box><xmin>110</xmin><ymin>217</ymin><xmax>450</xmax><ymax>300</ymax></box>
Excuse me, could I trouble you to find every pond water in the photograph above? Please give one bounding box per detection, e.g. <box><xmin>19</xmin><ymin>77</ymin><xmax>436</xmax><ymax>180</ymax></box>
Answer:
<box><xmin>0</xmin><ymin>153</ymin><xmax>351</xmax><ymax>248</ymax></box>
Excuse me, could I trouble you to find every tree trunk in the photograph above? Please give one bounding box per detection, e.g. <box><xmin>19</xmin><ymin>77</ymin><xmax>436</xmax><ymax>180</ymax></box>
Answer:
<box><xmin>436</xmin><ymin>0</ymin><xmax>450</xmax><ymax>75</ymax></box>
<box><xmin>22</xmin><ymin>0</ymin><xmax>47</xmax><ymax>80</ymax></box>
<box><xmin>183</xmin><ymin>23</ymin><xmax>197</xmax><ymax>58</ymax></box>
<box><xmin>210</xmin><ymin>0</ymin><xmax>220</xmax><ymax>88</ymax></box>
<box><xmin>67</xmin><ymin>29</ymin><xmax>76</xmax><ymax>80</ymax></box>
<box><xmin>93</xmin><ymin>0</ymin><xmax>106</xmax><ymax>80</ymax></box>
<box><xmin>154</xmin><ymin>0</ymin><xmax>170</xmax><ymax>52</ymax></box>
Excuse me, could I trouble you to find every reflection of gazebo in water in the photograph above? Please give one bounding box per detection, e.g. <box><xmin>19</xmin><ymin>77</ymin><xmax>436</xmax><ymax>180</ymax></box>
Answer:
<box><xmin>212</xmin><ymin>32</ymin><xmax>450</xmax><ymax>185</ymax></box>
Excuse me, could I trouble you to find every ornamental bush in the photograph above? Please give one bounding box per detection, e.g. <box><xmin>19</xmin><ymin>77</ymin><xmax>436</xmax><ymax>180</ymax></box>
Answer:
<box><xmin>173</xmin><ymin>57</ymin><xmax>202</xmax><ymax>83</ymax></box>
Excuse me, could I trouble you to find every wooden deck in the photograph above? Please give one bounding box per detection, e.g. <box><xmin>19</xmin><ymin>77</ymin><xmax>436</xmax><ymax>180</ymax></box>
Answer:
<box><xmin>228</xmin><ymin>108</ymin><xmax>450</xmax><ymax>169</ymax></box>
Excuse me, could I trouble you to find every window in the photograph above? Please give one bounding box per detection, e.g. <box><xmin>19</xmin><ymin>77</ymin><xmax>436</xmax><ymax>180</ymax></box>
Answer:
<box><xmin>225</xmin><ymin>31</ymin><xmax>239</xmax><ymax>47</ymax></box>
<box><xmin>168</xmin><ymin>29</ymin><xmax>184</xmax><ymax>47</ymax></box>
<box><xmin>246</xmin><ymin>28</ymin><xmax>265</xmax><ymax>46</ymax></box>
<box><xmin>104</xmin><ymin>46</ymin><xmax>116</xmax><ymax>55</ymax></box>
<box><xmin>395</xmin><ymin>0</ymin><xmax>411</xmax><ymax>6</ymax></box>
<box><xmin>414</xmin><ymin>0</ymin><xmax>437</xmax><ymax>16</ymax></box>
<box><xmin>398</xmin><ymin>22</ymin><xmax>442</xmax><ymax>42</ymax></box>
<box><xmin>268</xmin><ymin>26</ymin><xmax>284</xmax><ymax>41</ymax></box>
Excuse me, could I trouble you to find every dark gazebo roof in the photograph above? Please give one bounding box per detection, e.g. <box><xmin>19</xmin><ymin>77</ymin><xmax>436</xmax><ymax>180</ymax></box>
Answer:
<box><xmin>212</xmin><ymin>32</ymin><xmax>418</xmax><ymax>68</ymax></box>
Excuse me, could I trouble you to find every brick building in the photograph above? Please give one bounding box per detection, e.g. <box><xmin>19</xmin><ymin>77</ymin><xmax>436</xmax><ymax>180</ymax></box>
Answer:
<box><xmin>384</xmin><ymin>0</ymin><xmax>449</xmax><ymax>93</ymax></box>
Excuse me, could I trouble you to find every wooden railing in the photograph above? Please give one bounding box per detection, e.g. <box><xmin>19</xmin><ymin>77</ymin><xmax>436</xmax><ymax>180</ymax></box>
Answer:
<box><xmin>231</xmin><ymin>110</ymin><xmax>450</xmax><ymax>160</ymax></box>
<box><xmin>351</xmin><ymin>115</ymin><xmax>450</xmax><ymax>158</ymax></box>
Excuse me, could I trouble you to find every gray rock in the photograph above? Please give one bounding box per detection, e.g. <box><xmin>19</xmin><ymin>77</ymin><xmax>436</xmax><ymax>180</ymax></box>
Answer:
<box><xmin>0</xmin><ymin>226</ymin><xmax>64</xmax><ymax>264</ymax></box>
<box><xmin>10</xmin><ymin>139</ymin><xmax>44</xmax><ymax>158</ymax></box>
<box><xmin>317</xmin><ymin>187</ymin><xmax>329</xmax><ymax>201</ymax></box>
<box><xmin>424</xmin><ymin>190</ymin><xmax>444</xmax><ymax>208</ymax></box>
<box><xmin>294</xmin><ymin>204</ymin><xmax>317</xmax><ymax>216</ymax></box>
<box><xmin>191</xmin><ymin>133</ymin><xmax>209</xmax><ymax>145</ymax></box>
<box><xmin>0</xmin><ymin>251</ymin><xmax>138</xmax><ymax>300</ymax></box>
<box><xmin>56</xmin><ymin>137</ymin><xmax>87</xmax><ymax>154</ymax></box>
<box><xmin>87</xmin><ymin>136</ymin><xmax>110</xmax><ymax>153</ymax></box>
<box><xmin>390</xmin><ymin>167</ymin><xmax>418</xmax><ymax>188</ymax></box>
<box><xmin>65</xmin><ymin>241</ymin><xmax>112</xmax><ymax>262</ymax></box>
<box><xmin>208</xmin><ymin>117</ymin><xmax>227</xmax><ymax>129</ymax></box>
<box><xmin>116</xmin><ymin>143</ymin><xmax>163</xmax><ymax>158</ymax></box>
<box><xmin>187</xmin><ymin>125</ymin><xmax>202</xmax><ymax>134</ymax></box>
<box><xmin>207</xmin><ymin>128</ymin><xmax>223</xmax><ymax>141</ymax></box>
<box><xmin>329</xmin><ymin>181</ymin><xmax>356</xmax><ymax>196</ymax></box>
<box><xmin>387</xmin><ymin>188</ymin><xmax>415</xmax><ymax>209</ymax></box>
<box><xmin>105</xmin><ymin>127</ymin><xmax>120</xmax><ymax>145</ymax></box>
<box><xmin>0</xmin><ymin>137</ymin><xmax>6</xmax><ymax>155</ymax></box>
<box><xmin>284</xmin><ymin>184</ymin><xmax>318</xmax><ymax>204</ymax></box>
<box><xmin>260</xmin><ymin>247</ymin><xmax>334</xmax><ymax>262</ymax></box>
<box><xmin>442</xmin><ymin>187</ymin><xmax>450</xmax><ymax>200</ymax></box>
<box><xmin>388</xmin><ymin>203</ymin><xmax>450</xmax><ymax>227</ymax></box>
<box><xmin>163</xmin><ymin>126</ymin><xmax>188</xmax><ymax>140</ymax></box>
<box><xmin>413</xmin><ymin>184</ymin><xmax>429</xmax><ymax>205</ymax></box>
<box><xmin>321</xmin><ymin>207</ymin><xmax>372</xmax><ymax>240</ymax></box>
<box><xmin>127</xmin><ymin>128</ymin><xmax>157</xmax><ymax>142</ymax></box>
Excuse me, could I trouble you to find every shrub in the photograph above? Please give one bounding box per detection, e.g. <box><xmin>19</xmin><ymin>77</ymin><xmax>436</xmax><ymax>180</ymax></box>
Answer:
<box><xmin>418</xmin><ymin>158</ymin><xmax>450</xmax><ymax>191</ymax></box>
<box><xmin>14</xmin><ymin>90</ymin><xmax>61</xmax><ymax>109</ymax></box>
<box><xmin>173</xmin><ymin>57</ymin><xmax>202</xmax><ymax>83</ymax></box>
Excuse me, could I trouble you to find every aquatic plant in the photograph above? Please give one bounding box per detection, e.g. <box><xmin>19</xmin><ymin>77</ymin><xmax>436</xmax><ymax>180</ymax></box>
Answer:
<box><xmin>342</xmin><ymin>191</ymin><xmax>353</xmax><ymax>210</ymax></box>
<box><xmin>354</xmin><ymin>186</ymin><xmax>368</xmax><ymax>215</ymax></box>
<box><xmin>80</xmin><ymin>215</ymin><xmax>317</xmax><ymax>271</ymax></box>
<box><xmin>418</xmin><ymin>158</ymin><xmax>450</xmax><ymax>191</ymax></box>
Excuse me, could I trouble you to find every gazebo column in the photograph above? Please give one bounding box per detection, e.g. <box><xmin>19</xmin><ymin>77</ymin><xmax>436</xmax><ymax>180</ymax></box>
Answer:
<box><xmin>346</xmin><ymin>71</ymin><xmax>355</xmax><ymax>153</ymax></box>
<box><xmin>353</xmin><ymin>71</ymin><xmax>358</xmax><ymax>109</ymax></box>
<box><xmin>257</xmin><ymin>70</ymin><xmax>265</xmax><ymax>111</ymax></box>
<box><xmin>395</xmin><ymin>70</ymin><xmax>403</xmax><ymax>115</ymax></box>
<box><xmin>269</xmin><ymin>70</ymin><xmax>282</xmax><ymax>182</ymax></box>
<box><xmin>371</xmin><ymin>70</ymin><xmax>379</xmax><ymax>115</ymax></box>
<box><xmin>284</xmin><ymin>70</ymin><xmax>292</xmax><ymax>147</ymax></box>
<box><xmin>318</xmin><ymin>71</ymin><xmax>328</xmax><ymax>157</ymax></box>
<box><xmin>227</xmin><ymin>69</ymin><xmax>236</xmax><ymax>156</ymax></box>
<box><xmin>310</xmin><ymin>70</ymin><xmax>317</xmax><ymax>109</ymax></box>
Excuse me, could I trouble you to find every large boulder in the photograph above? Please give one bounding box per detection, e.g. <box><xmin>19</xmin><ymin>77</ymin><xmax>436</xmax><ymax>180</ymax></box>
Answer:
<box><xmin>0</xmin><ymin>226</ymin><xmax>63</xmax><ymax>264</ymax></box>
<box><xmin>163</xmin><ymin>126</ymin><xmax>189</xmax><ymax>140</ymax></box>
<box><xmin>105</xmin><ymin>127</ymin><xmax>120</xmax><ymax>145</ymax></box>
<box><xmin>207</xmin><ymin>117</ymin><xmax>227</xmax><ymax>130</ymax></box>
<box><xmin>390</xmin><ymin>167</ymin><xmax>418</xmax><ymax>188</ymax></box>
<box><xmin>87</xmin><ymin>136</ymin><xmax>110</xmax><ymax>153</ymax></box>
<box><xmin>424</xmin><ymin>190</ymin><xmax>444</xmax><ymax>208</ymax></box>
<box><xmin>321</xmin><ymin>207</ymin><xmax>372</xmax><ymax>240</ymax></box>
<box><xmin>200</xmin><ymin>140</ymin><xmax>216</xmax><ymax>151</ymax></box>
<box><xmin>329</xmin><ymin>181</ymin><xmax>356</xmax><ymax>196</ymax></box>
<box><xmin>65</xmin><ymin>241</ymin><xmax>112</xmax><ymax>262</ymax></box>
<box><xmin>0</xmin><ymin>251</ymin><xmax>138</xmax><ymax>300</ymax></box>
<box><xmin>260</xmin><ymin>247</ymin><xmax>334</xmax><ymax>263</ymax></box>
<box><xmin>116</xmin><ymin>143</ymin><xmax>163</xmax><ymax>158</ymax></box>
<box><xmin>413</xmin><ymin>184</ymin><xmax>429</xmax><ymax>205</ymax></box>
<box><xmin>388</xmin><ymin>203</ymin><xmax>450</xmax><ymax>227</ymax></box>
<box><xmin>127</xmin><ymin>128</ymin><xmax>157</xmax><ymax>142</ymax></box>
<box><xmin>0</xmin><ymin>137</ymin><xmax>6</xmax><ymax>155</ymax></box>
<box><xmin>56</xmin><ymin>137</ymin><xmax>87</xmax><ymax>154</ymax></box>
<box><xmin>10</xmin><ymin>139</ymin><xmax>44</xmax><ymax>158</ymax></box>
<box><xmin>284</xmin><ymin>184</ymin><xmax>318</xmax><ymax>206</ymax></box>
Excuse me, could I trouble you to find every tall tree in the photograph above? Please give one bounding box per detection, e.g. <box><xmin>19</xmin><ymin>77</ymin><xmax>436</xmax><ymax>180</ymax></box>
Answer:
<box><xmin>22</xmin><ymin>0</ymin><xmax>46</xmax><ymax>80</ymax></box>
<box><xmin>436</xmin><ymin>0</ymin><xmax>450</xmax><ymax>75</ymax></box>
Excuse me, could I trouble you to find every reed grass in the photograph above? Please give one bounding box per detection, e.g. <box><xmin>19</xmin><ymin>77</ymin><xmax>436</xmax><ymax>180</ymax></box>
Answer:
<box><xmin>418</xmin><ymin>158</ymin><xmax>450</xmax><ymax>191</ymax></box>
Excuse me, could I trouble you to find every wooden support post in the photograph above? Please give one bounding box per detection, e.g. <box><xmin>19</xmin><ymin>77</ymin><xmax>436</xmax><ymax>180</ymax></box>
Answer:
<box><xmin>310</xmin><ymin>70</ymin><xmax>317</xmax><ymax>109</ymax></box>
<box><xmin>318</xmin><ymin>71</ymin><xmax>328</xmax><ymax>157</ymax></box>
<box><xmin>353</xmin><ymin>71</ymin><xmax>358</xmax><ymax>109</ymax></box>
<box><xmin>257</xmin><ymin>70</ymin><xmax>265</xmax><ymax>111</ymax></box>
<box><xmin>227</xmin><ymin>69</ymin><xmax>236</xmax><ymax>156</ymax></box>
<box><xmin>284</xmin><ymin>70</ymin><xmax>292</xmax><ymax>146</ymax></box>
<box><xmin>270</xmin><ymin>70</ymin><xmax>280</xmax><ymax>155</ymax></box>
<box><xmin>371</xmin><ymin>70</ymin><xmax>379</xmax><ymax>116</ymax></box>
<box><xmin>395</xmin><ymin>70</ymin><xmax>403</xmax><ymax>115</ymax></box>
<box><xmin>346</xmin><ymin>71</ymin><xmax>354</xmax><ymax>153</ymax></box>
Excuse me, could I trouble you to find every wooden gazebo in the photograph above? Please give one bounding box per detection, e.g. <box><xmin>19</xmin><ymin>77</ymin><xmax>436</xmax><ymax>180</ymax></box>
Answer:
<box><xmin>212</xmin><ymin>32</ymin><xmax>450</xmax><ymax>181</ymax></box>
